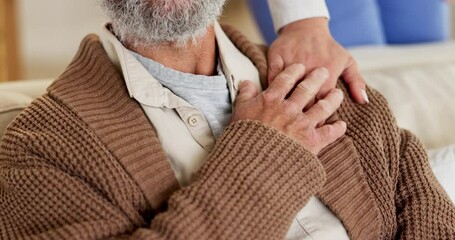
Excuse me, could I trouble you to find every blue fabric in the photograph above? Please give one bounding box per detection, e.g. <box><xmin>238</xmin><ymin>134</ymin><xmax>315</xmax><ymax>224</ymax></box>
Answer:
<box><xmin>377</xmin><ymin>0</ymin><xmax>451</xmax><ymax>44</ymax></box>
<box><xmin>326</xmin><ymin>0</ymin><xmax>385</xmax><ymax>47</ymax></box>
<box><xmin>249</xmin><ymin>0</ymin><xmax>277</xmax><ymax>45</ymax></box>
<box><xmin>248</xmin><ymin>0</ymin><xmax>451</xmax><ymax>47</ymax></box>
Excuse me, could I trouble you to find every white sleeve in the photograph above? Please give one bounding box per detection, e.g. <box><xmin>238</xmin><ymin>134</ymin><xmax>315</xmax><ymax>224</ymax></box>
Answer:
<box><xmin>267</xmin><ymin>0</ymin><xmax>330</xmax><ymax>32</ymax></box>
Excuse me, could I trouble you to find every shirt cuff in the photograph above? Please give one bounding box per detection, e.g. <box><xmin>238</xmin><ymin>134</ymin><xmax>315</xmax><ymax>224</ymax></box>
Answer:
<box><xmin>268</xmin><ymin>0</ymin><xmax>330</xmax><ymax>33</ymax></box>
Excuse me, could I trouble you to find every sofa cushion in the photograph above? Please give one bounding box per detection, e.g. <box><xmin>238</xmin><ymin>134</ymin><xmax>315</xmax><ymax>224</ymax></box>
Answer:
<box><xmin>378</xmin><ymin>0</ymin><xmax>451</xmax><ymax>44</ymax></box>
<box><xmin>350</xmin><ymin>42</ymin><xmax>455</xmax><ymax>149</ymax></box>
<box><xmin>429</xmin><ymin>145</ymin><xmax>455</xmax><ymax>202</ymax></box>
<box><xmin>0</xmin><ymin>79</ymin><xmax>53</xmax><ymax>99</ymax></box>
<box><xmin>249</xmin><ymin>0</ymin><xmax>386</xmax><ymax>47</ymax></box>
<box><xmin>0</xmin><ymin>92</ymin><xmax>34</xmax><ymax>137</ymax></box>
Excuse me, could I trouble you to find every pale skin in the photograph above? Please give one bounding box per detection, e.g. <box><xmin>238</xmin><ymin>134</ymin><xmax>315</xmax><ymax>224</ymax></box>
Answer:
<box><xmin>126</xmin><ymin>27</ymin><xmax>218</xmax><ymax>76</ymax></box>
<box><xmin>268</xmin><ymin>17</ymin><xmax>369</xmax><ymax>104</ymax></box>
<box><xmin>232</xmin><ymin>64</ymin><xmax>347</xmax><ymax>155</ymax></box>
<box><xmin>127</xmin><ymin>24</ymin><xmax>346</xmax><ymax>155</ymax></box>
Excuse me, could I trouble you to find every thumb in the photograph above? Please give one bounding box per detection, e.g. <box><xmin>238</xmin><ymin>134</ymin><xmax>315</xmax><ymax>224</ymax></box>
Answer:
<box><xmin>235</xmin><ymin>80</ymin><xmax>258</xmax><ymax>106</ymax></box>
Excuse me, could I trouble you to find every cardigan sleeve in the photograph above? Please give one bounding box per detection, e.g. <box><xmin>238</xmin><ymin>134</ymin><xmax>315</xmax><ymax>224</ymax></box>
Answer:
<box><xmin>0</xmin><ymin>100</ymin><xmax>326</xmax><ymax>240</ymax></box>
<box><xmin>395</xmin><ymin>129</ymin><xmax>455</xmax><ymax>239</ymax></box>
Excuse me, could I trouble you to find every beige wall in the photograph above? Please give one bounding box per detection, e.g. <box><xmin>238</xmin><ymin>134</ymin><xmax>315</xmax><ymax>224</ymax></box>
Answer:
<box><xmin>17</xmin><ymin>0</ymin><xmax>262</xmax><ymax>80</ymax></box>
<box><xmin>18</xmin><ymin>0</ymin><xmax>107</xmax><ymax>80</ymax></box>
<box><xmin>16</xmin><ymin>1</ymin><xmax>455</xmax><ymax>80</ymax></box>
<box><xmin>220</xmin><ymin>0</ymin><xmax>264</xmax><ymax>44</ymax></box>
<box><xmin>1</xmin><ymin>0</ymin><xmax>21</xmax><ymax>81</ymax></box>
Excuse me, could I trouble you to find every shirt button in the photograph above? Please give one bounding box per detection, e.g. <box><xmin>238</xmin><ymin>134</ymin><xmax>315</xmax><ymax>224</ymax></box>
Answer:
<box><xmin>188</xmin><ymin>116</ymin><xmax>199</xmax><ymax>126</ymax></box>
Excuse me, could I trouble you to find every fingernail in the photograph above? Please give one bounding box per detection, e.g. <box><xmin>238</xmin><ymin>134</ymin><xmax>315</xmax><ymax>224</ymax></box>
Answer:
<box><xmin>317</xmin><ymin>68</ymin><xmax>329</xmax><ymax>79</ymax></box>
<box><xmin>361</xmin><ymin>89</ymin><xmax>369</xmax><ymax>104</ymax></box>
<box><xmin>296</xmin><ymin>63</ymin><xmax>305</xmax><ymax>69</ymax></box>
<box><xmin>341</xmin><ymin>121</ymin><xmax>347</xmax><ymax>129</ymax></box>
<box><xmin>333</xmin><ymin>89</ymin><xmax>344</xmax><ymax>100</ymax></box>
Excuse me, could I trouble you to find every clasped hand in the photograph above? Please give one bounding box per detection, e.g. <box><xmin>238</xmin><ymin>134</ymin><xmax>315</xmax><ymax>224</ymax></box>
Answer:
<box><xmin>231</xmin><ymin>64</ymin><xmax>346</xmax><ymax>155</ymax></box>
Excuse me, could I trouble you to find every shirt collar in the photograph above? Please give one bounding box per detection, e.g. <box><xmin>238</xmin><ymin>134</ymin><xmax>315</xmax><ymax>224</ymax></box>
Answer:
<box><xmin>213</xmin><ymin>22</ymin><xmax>262</xmax><ymax>102</ymax></box>
<box><xmin>99</xmin><ymin>22</ymin><xmax>262</xmax><ymax>108</ymax></box>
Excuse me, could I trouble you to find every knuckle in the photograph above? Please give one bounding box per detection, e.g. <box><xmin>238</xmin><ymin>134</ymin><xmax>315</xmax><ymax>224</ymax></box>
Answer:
<box><xmin>283</xmin><ymin>101</ymin><xmax>299</xmax><ymax>115</ymax></box>
<box><xmin>296</xmin><ymin>82</ymin><xmax>315</xmax><ymax>96</ymax></box>
<box><xmin>298</xmin><ymin>115</ymin><xmax>311</xmax><ymax>127</ymax></box>
<box><xmin>283</xmin><ymin>64</ymin><xmax>305</xmax><ymax>79</ymax></box>
<box><xmin>303</xmin><ymin>131</ymin><xmax>319</xmax><ymax>149</ymax></box>
<box><xmin>262</xmin><ymin>91</ymin><xmax>279</xmax><ymax>103</ymax></box>
<box><xmin>284</xmin><ymin>121</ymin><xmax>296</xmax><ymax>134</ymax></box>
<box><xmin>275</xmin><ymin>73</ymin><xmax>293</xmax><ymax>83</ymax></box>
<box><xmin>308</xmin><ymin>130</ymin><xmax>319</xmax><ymax>142</ymax></box>
<box><xmin>317</xmin><ymin>100</ymin><xmax>331</xmax><ymax>116</ymax></box>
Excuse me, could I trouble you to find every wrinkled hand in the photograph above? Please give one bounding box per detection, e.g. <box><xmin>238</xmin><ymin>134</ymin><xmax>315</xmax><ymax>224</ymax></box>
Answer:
<box><xmin>231</xmin><ymin>64</ymin><xmax>347</xmax><ymax>155</ymax></box>
<box><xmin>268</xmin><ymin>18</ymin><xmax>369</xmax><ymax>104</ymax></box>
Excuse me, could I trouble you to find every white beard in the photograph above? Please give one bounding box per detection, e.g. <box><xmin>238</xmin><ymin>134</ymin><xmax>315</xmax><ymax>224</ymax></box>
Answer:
<box><xmin>99</xmin><ymin>0</ymin><xmax>226</xmax><ymax>47</ymax></box>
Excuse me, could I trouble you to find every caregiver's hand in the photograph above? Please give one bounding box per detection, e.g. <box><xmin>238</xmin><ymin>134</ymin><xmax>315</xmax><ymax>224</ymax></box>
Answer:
<box><xmin>268</xmin><ymin>17</ymin><xmax>369</xmax><ymax>104</ymax></box>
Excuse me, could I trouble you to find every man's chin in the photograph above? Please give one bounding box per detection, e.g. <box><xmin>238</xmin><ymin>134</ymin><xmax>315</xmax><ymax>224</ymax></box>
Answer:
<box><xmin>100</xmin><ymin>0</ymin><xmax>225</xmax><ymax>47</ymax></box>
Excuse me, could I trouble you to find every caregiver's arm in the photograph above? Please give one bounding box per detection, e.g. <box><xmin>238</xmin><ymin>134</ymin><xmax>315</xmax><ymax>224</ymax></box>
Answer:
<box><xmin>267</xmin><ymin>0</ymin><xmax>368</xmax><ymax>104</ymax></box>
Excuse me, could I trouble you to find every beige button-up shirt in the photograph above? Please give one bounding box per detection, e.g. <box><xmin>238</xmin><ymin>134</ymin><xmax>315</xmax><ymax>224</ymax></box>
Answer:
<box><xmin>100</xmin><ymin>22</ymin><xmax>349</xmax><ymax>240</ymax></box>
<box><xmin>100</xmin><ymin>22</ymin><xmax>262</xmax><ymax>185</ymax></box>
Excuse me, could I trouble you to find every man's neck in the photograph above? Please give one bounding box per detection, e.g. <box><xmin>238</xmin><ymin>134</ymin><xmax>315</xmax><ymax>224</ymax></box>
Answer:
<box><xmin>126</xmin><ymin>25</ymin><xmax>217</xmax><ymax>76</ymax></box>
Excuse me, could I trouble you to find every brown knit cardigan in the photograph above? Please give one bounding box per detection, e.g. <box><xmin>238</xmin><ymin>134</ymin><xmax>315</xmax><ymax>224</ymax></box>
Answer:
<box><xmin>1</xmin><ymin>27</ymin><xmax>454</xmax><ymax>240</ymax></box>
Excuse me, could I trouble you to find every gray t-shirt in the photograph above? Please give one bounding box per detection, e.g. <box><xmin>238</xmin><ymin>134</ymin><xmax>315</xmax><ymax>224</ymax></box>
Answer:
<box><xmin>131</xmin><ymin>51</ymin><xmax>232</xmax><ymax>139</ymax></box>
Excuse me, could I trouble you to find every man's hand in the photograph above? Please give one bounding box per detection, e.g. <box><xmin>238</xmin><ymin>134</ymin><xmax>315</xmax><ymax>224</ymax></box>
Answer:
<box><xmin>231</xmin><ymin>64</ymin><xmax>346</xmax><ymax>155</ymax></box>
<box><xmin>268</xmin><ymin>18</ymin><xmax>369</xmax><ymax>104</ymax></box>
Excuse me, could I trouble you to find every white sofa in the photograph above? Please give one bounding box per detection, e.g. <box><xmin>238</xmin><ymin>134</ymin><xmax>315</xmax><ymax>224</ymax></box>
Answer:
<box><xmin>1</xmin><ymin>42</ymin><xmax>455</xmax><ymax>202</ymax></box>
<box><xmin>0</xmin><ymin>79</ymin><xmax>53</xmax><ymax>137</ymax></box>
<box><xmin>349</xmin><ymin>42</ymin><xmax>455</xmax><ymax>202</ymax></box>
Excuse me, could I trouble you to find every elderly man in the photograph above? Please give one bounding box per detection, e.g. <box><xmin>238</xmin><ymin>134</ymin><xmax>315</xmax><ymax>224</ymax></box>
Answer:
<box><xmin>1</xmin><ymin>0</ymin><xmax>454</xmax><ymax>239</ymax></box>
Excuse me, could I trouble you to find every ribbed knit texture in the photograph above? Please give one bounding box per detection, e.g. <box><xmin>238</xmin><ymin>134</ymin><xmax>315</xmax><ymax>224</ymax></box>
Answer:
<box><xmin>1</xmin><ymin>27</ymin><xmax>454</xmax><ymax>239</ymax></box>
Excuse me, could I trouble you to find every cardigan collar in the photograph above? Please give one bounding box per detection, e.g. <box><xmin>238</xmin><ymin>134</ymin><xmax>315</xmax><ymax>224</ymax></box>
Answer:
<box><xmin>99</xmin><ymin>22</ymin><xmax>262</xmax><ymax>108</ymax></box>
<box><xmin>47</xmin><ymin>26</ymin><xmax>381</xmax><ymax>240</ymax></box>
